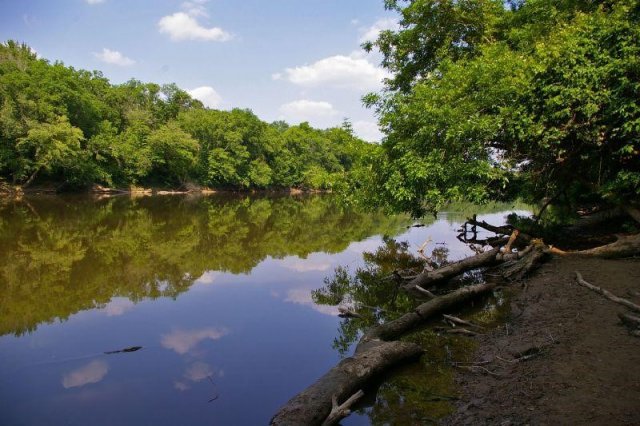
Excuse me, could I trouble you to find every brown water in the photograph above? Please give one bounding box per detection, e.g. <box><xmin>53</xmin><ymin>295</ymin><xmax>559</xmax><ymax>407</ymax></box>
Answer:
<box><xmin>0</xmin><ymin>194</ymin><xmax>529</xmax><ymax>425</ymax></box>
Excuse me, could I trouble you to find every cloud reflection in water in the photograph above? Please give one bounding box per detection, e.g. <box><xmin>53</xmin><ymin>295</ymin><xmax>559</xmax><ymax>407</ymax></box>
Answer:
<box><xmin>62</xmin><ymin>360</ymin><xmax>109</xmax><ymax>389</ymax></box>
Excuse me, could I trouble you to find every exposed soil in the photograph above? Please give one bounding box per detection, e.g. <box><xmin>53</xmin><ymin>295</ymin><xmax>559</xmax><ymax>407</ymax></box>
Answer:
<box><xmin>442</xmin><ymin>255</ymin><xmax>640</xmax><ymax>425</ymax></box>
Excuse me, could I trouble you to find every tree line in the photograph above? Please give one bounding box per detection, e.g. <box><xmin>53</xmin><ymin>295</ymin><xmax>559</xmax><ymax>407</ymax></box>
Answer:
<box><xmin>0</xmin><ymin>40</ymin><xmax>374</xmax><ymax>191</ymax></box>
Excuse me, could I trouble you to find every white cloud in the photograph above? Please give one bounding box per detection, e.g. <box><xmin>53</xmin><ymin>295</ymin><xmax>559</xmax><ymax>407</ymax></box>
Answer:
<box><xmin>359</xmin><ymin>18</ymin><xmax>398</xmax><ymax>43</ymax></box>
<box><xmin>279</xmin><ymin>100</ymin><xmax>338</xmax><ymax>125</ymax></box>
<box><xmin>85</xmin><ymin>0</ymin><xmax>105</xmax><ymax>4</ymax></box>
<box><xmin>188</xmin><ymin>86</ymin><xmax>222</xmax><ymax>109</ymax></box>
<box><xmin>182</xmin><ymin>0</ymin><xmax>209</xmax><ymax>17</ymax></box>
<box><xmin>184</xmin><ymin>361</ymin><xmax>213</xmax><ymax>382</ymax></box>
<box><xmin>353</xmin><ymin>120</ymin><xmax>384</xmax><ymax>142</ymax></box>
<box><xmin>161</xmin><ymin>327</ymin><xmax>229</xmax><ymax>355</ymax></box>
<box><xmin>279</xmin><ymin>256</ymin><xmax>332</xmax><ymax>273</ymax></box>
<box><xmin>103</xmin><ymin>298</ymin><xmax>135</xmax><ymax>316</ymax></box>
<box><xmin>279</xmin><ymin>53</ymin><xmax>389</xmax><ymax>91</ymax></box>
<box><xmin>93</xmin><ymin>48</ymin><xmax>135</xmax><ymax>66</ymax></box>
<box><xmin>285</xmin><ymin>288</ymin><xmax>340</xmax><ymax>316</ymax></box>
<box><xmin>174</xmin><ymin>381</ymin><xmax>190</xmax><ymax>391</ymax></box>
<box><xmin>158</xmin><ymin>12</ymin><xmax>231</xmax><ymax>42</ymax></box>
<box><xmin>62</xmin><ymin>360</ymin><xmax>108</xmax><ymax>389</ymax></box>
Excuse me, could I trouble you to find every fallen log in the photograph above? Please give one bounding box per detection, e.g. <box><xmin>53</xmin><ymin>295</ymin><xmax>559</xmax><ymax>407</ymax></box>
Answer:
<box><xmin>572</xmin><ymin>233</ymin><xmax>640</xmax><ymax>259</ymax></box>
<box><xmin>403</xmin><ymin>248</ymin><xmax>500</xmax><ymax>294</ymax></box>
<box><xmin>270</xmin><ymin>341</ymin><xmax>423</xmax><ymax>426</ymax></box>
<box><xmin>500</xmin><ymin>242</ymin><xmax>548</xmax><ymax>281</ymax></box>
<box><xmin>464</xmin><ymin>217</ymin><xmax>532</xmax><ymax>245</ymax></box>
<box><xmin>574</xmin><ymin>271</ymin><xmax>640</xmax><ymax>313</ymax></box>
<box><xmin>364</xmin><ymin>281</ymin><xmax>497</xmax><ymax>343</ymax></box>
<box><xmin>271</xmin><ymin>281</ymin><xmax>500</xmax><ymax>425</ymax></box>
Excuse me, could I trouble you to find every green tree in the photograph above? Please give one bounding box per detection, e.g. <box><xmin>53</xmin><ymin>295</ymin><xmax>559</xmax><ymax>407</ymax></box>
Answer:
<box><xmin>147</xmin><ymin>121</ymin><xmax>199</xmax><ymax>184</ymax></box>
<box><xmin>363</xmin><ymin>0</ymin><xmax>640</xmax><ymax>217</ymax></box>
<box><xmin>16</xmin><ymin>115</ymin><xmax>85</xmax><ymax>186</ymax></box>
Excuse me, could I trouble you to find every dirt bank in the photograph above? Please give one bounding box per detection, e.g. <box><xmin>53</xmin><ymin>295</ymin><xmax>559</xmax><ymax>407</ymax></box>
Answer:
<box><xmin>443</xmin><ymin>255</ymin><xmax>640</xmax><ymax>425</ymax></box>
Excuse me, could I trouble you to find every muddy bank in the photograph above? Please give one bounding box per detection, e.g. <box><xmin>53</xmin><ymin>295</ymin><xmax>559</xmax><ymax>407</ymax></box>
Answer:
<box><xmin>443</xmin><ymin>255</ymin><xmax>640</xmax><ymax>425</ymax></box>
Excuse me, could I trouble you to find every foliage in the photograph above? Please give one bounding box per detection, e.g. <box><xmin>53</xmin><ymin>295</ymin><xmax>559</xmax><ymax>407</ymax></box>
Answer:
<box><xmin>363</xmin><ymin>0</ymin><xmax>640</xmax><ymax>217</ymax></box>
<box><xmin>0</xmin><ymin>41</ymin><xmax>372</xmax><ymax>190</ymax></box>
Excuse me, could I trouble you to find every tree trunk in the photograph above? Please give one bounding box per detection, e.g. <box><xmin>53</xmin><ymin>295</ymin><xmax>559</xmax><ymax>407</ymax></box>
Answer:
<box><xmin>574</xmin><ymin>233</ymin><xmax>640</xmax><ymax>259</ymax></box>
<box><xmin>271</xmin><ymin>280</ymin><xmax>500</xmax><ymax>425</ymax></box>
<box><xmin>22</xmin><ymin>167</ymin><xmax>41</xmax><ymax>188</ymax></box>
<box><xmin>365</xmin><ymin>281</ymin><xmax>497</xmax><ymax>343</ymax></box>
<box><xmin>270</xmin><ymin>341</ymin><xmax>423</xmax><ymax>426</ymax></box>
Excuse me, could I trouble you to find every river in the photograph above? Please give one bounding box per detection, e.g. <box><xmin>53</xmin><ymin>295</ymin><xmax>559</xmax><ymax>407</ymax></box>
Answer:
<box><xmin>0</xmin><ymin>194</ymin><xmax>529</xmax><ymax>425</ymax></box>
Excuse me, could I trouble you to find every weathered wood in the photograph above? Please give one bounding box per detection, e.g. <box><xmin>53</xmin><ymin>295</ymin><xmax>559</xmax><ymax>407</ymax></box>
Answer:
<box><xmin>574</xmin><ymin>233</ymin><xmax>640</xmax><ymax>259</ymax></box>
<box><xmin>500</xmin><ymin>242</ymin><xmax>548</xmax><ymax>281</ymax></box>
<box><xmin>269</xmin><ymin>341</ymin><xmax>423</xmax><ymax>426</ymax></box>
<box><xmin>365</xmin><ymin>281</ymin><xmax>497</xmax><ymax>342</ymax></box>
<box><xmin>272</xmin><ymin>280</ymin><xmax>499</xmax><ymax>425</ymax></box>
<box><xmin>575</xmin><ymin>271</ymin><xmax>640</xmax><ymax>313</ymax></box>
<box><xmin>322</xmin><ymin>390</ymin><xmax>364</xmax><ymax>426</ymax></box>
<box><xmin>443</xmin><ymin>314</ymin><xmax>485</xmax><ymax>330</ymax></box>
<box><xmin>403</xmin><ymin>248</ymin><xmax>500</xmax><ymax>293</ymax></box>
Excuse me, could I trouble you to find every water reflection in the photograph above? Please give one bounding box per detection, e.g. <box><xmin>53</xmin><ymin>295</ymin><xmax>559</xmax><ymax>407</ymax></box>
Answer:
<box><xmin>161</xmin><ymin>327</ymin><xmax>230</xmax><ymax>355</ymax></box>
<box><xmin>0</xmin><ymin>194</ymin><xmax>407</xmax><ymax>336</ymax></box>
<box><xmin>62</xmin><ymin>360</ymin><xmax>109</xmax><ymax>389</ymax></box>
<box><xmin>0</xmin><ymin>194</ymin><xmax>528</xmax><ymax>425</ymax></box>
<box><xmin>314</xmin><ymin>237</ymin><xmax>513</xmax><ymax>425</ymax></box>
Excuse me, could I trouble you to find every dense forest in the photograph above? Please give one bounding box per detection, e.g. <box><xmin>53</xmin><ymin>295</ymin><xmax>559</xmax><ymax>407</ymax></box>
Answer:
<box><xmin>0</xmin><ymin>41</ymin><xmax>374</xmax><ymax>191</ymax></box>
<box><xmin>352</xmin><ymin>0</ymin><xmax>639</xmax><ymax>220</ymax></box>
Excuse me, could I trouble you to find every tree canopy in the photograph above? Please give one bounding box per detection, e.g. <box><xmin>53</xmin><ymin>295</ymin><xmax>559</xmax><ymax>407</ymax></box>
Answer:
<box><xmin>0</xmin><ymin>41</ymin><xmax>373</xmax><ymax>191</ymax></box>
<box><xmin>360</xmin><ymin>0</ymin><xmax>640</xmax><ymax>217</ymax></box>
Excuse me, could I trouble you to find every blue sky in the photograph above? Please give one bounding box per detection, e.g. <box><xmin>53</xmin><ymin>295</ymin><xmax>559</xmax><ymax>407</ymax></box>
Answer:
<box><xmin>0</xmin><ymin>0</ymin><xmax>399</xmax><ymax>141</ymax></box>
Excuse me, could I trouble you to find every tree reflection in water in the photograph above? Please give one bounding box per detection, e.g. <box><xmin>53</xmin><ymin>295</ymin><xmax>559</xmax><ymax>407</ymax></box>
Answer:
<box><xmin>313</xmin><ymin>237</ymin><xmax>511</xmax><ymax>424</ymax></box>
<box><xmin>0</xmin><ymin>194</ymin><xmax>408</xmax><ymax>336</ymax></box>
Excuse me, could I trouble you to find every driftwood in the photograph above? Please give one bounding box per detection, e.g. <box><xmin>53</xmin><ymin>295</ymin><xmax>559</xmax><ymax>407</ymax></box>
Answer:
<box><xmin>500</xmin><ymin>242</ymin><xmax>548</xmax><ymax>281</ymax></box>
<box><xmin>464</xmin><ymin>216</ymin><xmax>532</xmax><ymax>245</ymax></box>
<box><xmin>443</xmin><ymin>314</ymin><xmax>485</xmax><ymax>330</ymax></box>
<box><xmin>404</xmin><ymin>247</ymin><xmax>500</xmax><ymax>294</ymax></box>
<box><xmin>273</xmin><ymin>220</ymin><xmax>554</xmax><ymax>425</ymax></box>
<box><xmin>322</xmin><ymin>390</ymin><xmax>364</xmax><ymax>426</ymax></box>
<box><xmin>270</xmin><ymin>341</ymin><xmax>422</xmax><ymax>426</ymax></box>
<box><xmin>363</xmin><ymin>281</ymin><xmax>498</xmax><ymax>343</ymax></box>
<box><xmin>271</xmin><ymin>280</ymin><xmax>500</xmax><ymax>425</ymax></box>
<box><xmin>574</xmin><ymin>271</ymin><xmax>640</xmax><ymax>313</ymax></box>
<box><xmin>572</xmin><ymin>233</ymin><xmax>640</xmax><ymax>259</ymax></box>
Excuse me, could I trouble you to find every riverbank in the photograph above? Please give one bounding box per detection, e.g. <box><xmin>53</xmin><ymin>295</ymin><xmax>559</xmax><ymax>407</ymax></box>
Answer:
<box><xmin>0</xmin><ymin>182</ymin><xmax>329</xmax><ymax>198</ymax></box>
<box><xmin>443</xmin><ymin>255</ymin><xmax>640</xmax><ymax>425</ymax></box>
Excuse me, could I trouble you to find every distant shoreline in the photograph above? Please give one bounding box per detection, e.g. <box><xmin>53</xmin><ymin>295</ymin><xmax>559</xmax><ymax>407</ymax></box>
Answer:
<box><xmin>0</xmin><ymin>182</ymin><xmax>330</xmax><ymax>198</ymax></box>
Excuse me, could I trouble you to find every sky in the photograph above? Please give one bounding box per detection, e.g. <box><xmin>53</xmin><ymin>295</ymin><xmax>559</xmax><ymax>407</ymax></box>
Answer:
<box><xmin>0</xmin><ymin>0</ymin><xmax>400</xmax><ymax>141</ymax></box>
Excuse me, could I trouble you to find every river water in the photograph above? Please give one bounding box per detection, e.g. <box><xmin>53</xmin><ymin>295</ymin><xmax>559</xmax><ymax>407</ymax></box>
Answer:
<box><xmin>0</xmin><ymin>194</ymin><xmax>529</xmax><ymax>425</ymax></box>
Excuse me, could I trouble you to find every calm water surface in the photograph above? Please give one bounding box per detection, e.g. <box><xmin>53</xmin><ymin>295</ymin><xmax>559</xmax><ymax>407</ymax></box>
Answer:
<box><xmin>0</xmin><ymin>194</ymin><xmax>528</xmax><ymax>425</ymax></box>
